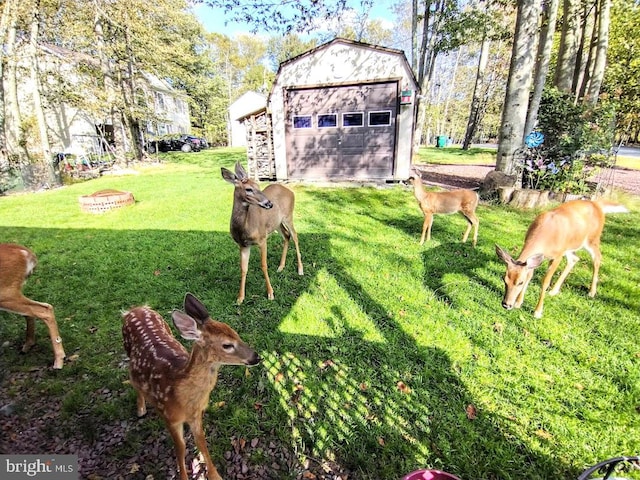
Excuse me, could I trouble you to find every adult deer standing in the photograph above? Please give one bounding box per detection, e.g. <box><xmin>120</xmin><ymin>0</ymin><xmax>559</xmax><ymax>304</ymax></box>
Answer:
<box><xmin>496</xmin><ymin>199</ymin><xmax>628</xmax><ymax>318</ymax></box>
<box><xmin>0</xmin><ymin>243</ymin><xmax>65</xmax><ymax>369</ymax></box>
<box><xmin>407</xmin><ymin>172</ymin><xmax>480</xmax><ymax>246</ymax></box>
<box><xmin>122</xmin><ymin>293</ymin><xmax>260</xmax><ymax>480</ymax></box>
<box><xmin>221</xmin><ymin>162</ymin><xmax>303</xmax><ymax>304</ymax></box>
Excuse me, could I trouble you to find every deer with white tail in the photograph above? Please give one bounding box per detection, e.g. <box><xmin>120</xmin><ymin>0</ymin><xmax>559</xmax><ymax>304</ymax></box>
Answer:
<box><xmin>496</xmin><ymin>199</ymin><xmax>629</xmax><ymax>318</ymax></box>
<box><xmin>122</xmin><ymin>293</ymin><xmax>260</xmax><ymax>480</ymax></box>
<box><xmin>221</xmin><ymin>162</ymin><xmax>303</xmax><ymax>304</ymax></box>
<box><xmin>0</xmin><ymin>243</ymin><xmax>65</xmax><ymax>369</ymax></box>
<box><xmin>406</xmin><ymin>170</ymin><xmax>480</xmax><ymax>246</ymax></box>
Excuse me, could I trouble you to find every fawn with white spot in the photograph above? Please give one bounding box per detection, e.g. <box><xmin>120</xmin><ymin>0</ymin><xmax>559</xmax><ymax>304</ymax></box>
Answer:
<box><xmin>221</xmin><ymin>162</ymin><xmax>303</xmax><ymax>304</ymax></box>
<box><xmin>406</xmin><ymin>171</ymin><xmax>480</xmax><ymax>247</ymax></box>
<box><xmin>122</xmin><ymin>293</ymin><xmax>260</xmax><ymax>480</ymax></box>
<box><xmin>0</xmin><ymin>243</ymin><xmax>65</xmax><ymax>369</ymax></box>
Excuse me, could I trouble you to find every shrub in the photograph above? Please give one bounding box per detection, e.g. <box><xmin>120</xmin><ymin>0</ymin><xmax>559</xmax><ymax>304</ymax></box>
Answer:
<box><xmin>519</xmin><ymin>87</ymin><xmax>616</xmax><ymax>194</ymax></box>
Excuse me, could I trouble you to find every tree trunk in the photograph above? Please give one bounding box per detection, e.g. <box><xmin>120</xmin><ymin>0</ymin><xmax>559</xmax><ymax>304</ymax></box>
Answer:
<box><xmin>495</xmin><ymin>0</ymin><xmax>541</xmax><ymax>174</ymax></box>
<box><xmin>3</xmin><ymin>1</ymin><xmax>29</xmax><ymax>165</ymax></box>
<box><xmin>586</xmin><ymin>0</ymin><xmax>610</xmax><ymax>104</ymax></box>
<box><xmin>577</xmin><ymin>3</ymin><xmax>599</xmax><ymax>102</ymax></box>
<box><xmin>524</xmin><ymin>0</ymin><xmax>559</xmax><ymax>137</ymax></box>
<box><xmin>555</xmin><ymin>0</ymin><xmax>580</xmax><ymax>92</ymax></box>
<box><xmin>28</xmin><ymin>0</ymin><xmax>60</xmax><ymax>186</ymax></box>
<box><xmin>463</xmin><ymin>35</ymin><xmax>490</xmax><ymax>149</ymax></box>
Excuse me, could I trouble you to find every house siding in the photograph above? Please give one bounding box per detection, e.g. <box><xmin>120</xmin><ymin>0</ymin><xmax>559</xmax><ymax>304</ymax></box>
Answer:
<box><xmin>269</xmin><ymin>39</ymin><xmax>418</xmax><ymax>181</ymax></box>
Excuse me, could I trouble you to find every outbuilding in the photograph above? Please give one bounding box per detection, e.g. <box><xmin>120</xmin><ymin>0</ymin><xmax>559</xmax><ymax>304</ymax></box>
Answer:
<box><xmin>244</xmin><ymin>38</ymin><xmax>419</xmax><ymax>182</ymax></box>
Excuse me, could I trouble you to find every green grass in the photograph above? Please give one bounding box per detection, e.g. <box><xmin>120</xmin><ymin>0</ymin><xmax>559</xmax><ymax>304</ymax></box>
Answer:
<box><xmin>416</xmin><ymin>145</ymin><xmax>640</xmax><ymax>171</ymax></box>
<box><xmin>1</xmin><ymin>147</ymin><xmax>639</xmax><ymax>479</ymax></box>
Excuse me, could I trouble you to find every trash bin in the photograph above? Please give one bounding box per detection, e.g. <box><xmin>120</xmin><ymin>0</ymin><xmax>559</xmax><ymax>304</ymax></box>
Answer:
<box><xmin>436</xmin><ymin>135</ymin><xmax>447</xmax><ymax>148</ymax></box>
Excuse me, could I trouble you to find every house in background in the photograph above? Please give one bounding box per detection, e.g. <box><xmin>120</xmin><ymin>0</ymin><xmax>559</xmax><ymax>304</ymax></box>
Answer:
<box><xmin>243</xmin><ymin>38</ymin><xmax>419</xmax><ymax>182</ymax></box>
<box><xmin>17</xmin><ymin>43</ymin><xmax>191</xmax><ymax>160</ymax></box>
<box><xmin>228</xmin><ymin>91</ymin><xmax>267</xmax><ymax>147</ymax></box>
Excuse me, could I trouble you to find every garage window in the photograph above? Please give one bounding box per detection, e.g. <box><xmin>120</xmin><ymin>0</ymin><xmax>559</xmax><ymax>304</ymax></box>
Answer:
<box><xmin>318</xmin><ymin>113</ymin><xmax>337</xmax><ymax>128</ymax></box>
<box><xmin>293</xmin><ymin>115</ymin><xmax>312</xmax><ymax>129</ymax></box>
<box><xmin>369</xmin><ymin>111</ymin><xmax>392</xmax><ymax>126</ymax></box>
<box><xmin>342</xmin><ymin>112</ymin><xmax>364</xmax><ymax>128</ymax></box>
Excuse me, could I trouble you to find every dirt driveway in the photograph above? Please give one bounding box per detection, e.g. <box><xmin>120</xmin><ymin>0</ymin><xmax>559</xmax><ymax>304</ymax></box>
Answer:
<box><xmin>415</xmin><ymin>163</ymin><xmax>640</xmax><ymax>196</ymax></box>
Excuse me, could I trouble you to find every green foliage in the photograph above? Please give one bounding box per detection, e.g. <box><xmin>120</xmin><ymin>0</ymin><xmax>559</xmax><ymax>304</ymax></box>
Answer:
<box><xmin>603</xmin><ymin>0</ymin><xmax>640</xmax><ymax>141</ymax></box>
<box><xmin>522</xmin><ymin>87</ymin><xmax>616</xmax><ymax>193</ymax></box>
<box><xmin>0</xmin><ymin>148</ymin><xmax>639</xmax><ymax>479</ymax></box>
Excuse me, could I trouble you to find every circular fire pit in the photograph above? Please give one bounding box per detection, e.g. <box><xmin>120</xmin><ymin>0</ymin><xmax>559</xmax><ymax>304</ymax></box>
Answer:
<box><xmin>79</xmin><ymin>189</ymin><xmax>135</xmax><ymax>214</ymax></box>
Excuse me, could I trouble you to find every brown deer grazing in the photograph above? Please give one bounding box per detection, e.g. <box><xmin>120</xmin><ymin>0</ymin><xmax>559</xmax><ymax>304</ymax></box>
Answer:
<box><xmin>122</xmin><ymin>293</ymin><xmax>260</xmax><ymax>480</ymax></box>
<box><xmin>496</xmin><ymin>199</ymin><xmax>628</xmax><ymax>318</ymax></box>
<box><xmin>406</xmin><ymin>172</ymin><xmax>480</xmax><ymax>246</ymax></box>
<box><xmin>0</xmin><ymin>243</ymin><xmax>65</xmax><ymax>369</ymax></box>
<box><xmin>221</xmin><ymin>162</ymin><xmax>303</xmax><ymax>304</ymax></box>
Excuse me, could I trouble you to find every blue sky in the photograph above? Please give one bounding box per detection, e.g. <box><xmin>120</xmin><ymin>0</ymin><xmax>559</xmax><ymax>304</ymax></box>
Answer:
<box><xmin>193</xmin><ymin>1</ymin><xmax>396</xmax><ymax>37</ymax></box>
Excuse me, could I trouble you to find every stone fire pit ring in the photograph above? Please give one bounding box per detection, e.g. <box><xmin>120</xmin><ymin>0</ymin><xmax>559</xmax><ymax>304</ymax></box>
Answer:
<box><xmin>79</xmin><ymin>189</ymin><xmax>135</xmax><ymax>214</ymax></box>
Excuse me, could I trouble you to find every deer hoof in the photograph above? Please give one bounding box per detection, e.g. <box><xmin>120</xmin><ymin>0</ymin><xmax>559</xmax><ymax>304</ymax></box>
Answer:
<box><xmin>533</xmin><ymin>310</ymin><xmax>543</xmax><ymax>319</ymax></box>
<box><xmin>52</xmin><ymin>358</ymin><xmax>64</xmax><ymax>369</ymax></box>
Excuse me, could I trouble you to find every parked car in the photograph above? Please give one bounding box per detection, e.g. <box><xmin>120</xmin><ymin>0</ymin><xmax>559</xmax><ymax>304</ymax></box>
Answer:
<box><xmin>145</xmin><ymin>134</ymin><xmax>203</xmax><ymax>153</ymax></box>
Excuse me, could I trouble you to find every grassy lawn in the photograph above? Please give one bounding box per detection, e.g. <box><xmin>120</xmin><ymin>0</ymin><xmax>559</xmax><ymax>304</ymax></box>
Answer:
<box><xmin>0</xmin><ymin>148</ymin><xmax>639</xmax><ymax>479</ymax></box>
<box><xmin>417</xmin><ymin>145</ymin><xmax>640</xmax><ymax>170</ymax></box>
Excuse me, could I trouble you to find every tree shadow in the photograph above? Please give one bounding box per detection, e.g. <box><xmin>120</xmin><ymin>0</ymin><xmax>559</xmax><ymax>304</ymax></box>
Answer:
<box><xmin>0</xmin><ymin>223</ymin><xmax>576</xmax><ymax>479</ymax></box>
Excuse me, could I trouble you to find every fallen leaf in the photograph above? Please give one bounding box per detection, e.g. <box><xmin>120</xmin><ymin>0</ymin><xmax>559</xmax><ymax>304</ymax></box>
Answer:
<box><xmin>129</xmin><ymin>463</ymin><xmax>140</xmax><ymax>474</ymax></box>
<box><xmin>359</xmin><ymin>382</ymin><xmax>368</xmax><ymax>391</ymax></box>
<box><xmin>153</xmin><ymin>269</ymin><xmax>161</xmax><ymax>276</ymax></box>
<box><xmin>214</xmin><ymin>401</ymin><xmax>226</xmax><ymax>408</ymax></box>
<box><xmin>275</xmin><ymin>372</ymin><xmax>284</xmax><ymax>383</ymax></box>
<box><xmin>377</xmin><ymin>437</ymin><xmax>385</xmax><ymax>446</ymax></box>
<box><xmin>466</xmin><ymin>404</ymin><xmax>477</xmax><ymax>420</ymax></box>
<box><xmin>535</xmin><ymin>429</ymin><xmax>553</xmax><ymax>440</ymax></box>
<box><xmin>493</xmin><ymin>322</ymin><xmax>504</xmax><ymax>334</ymax></box>
<box><xmin>396</xmin><ymin>381</ymin><xmax>410</xmax><ymax>394</ymax></box>
<box><xmin>67</xmin><ymin>354</ymin><xmax>80</xmax><ymax>362</ymax></box>
<box><xmin>320</xmin><ymin>359</ymin><xmax>335</xmax><ymax>370</ymax></box>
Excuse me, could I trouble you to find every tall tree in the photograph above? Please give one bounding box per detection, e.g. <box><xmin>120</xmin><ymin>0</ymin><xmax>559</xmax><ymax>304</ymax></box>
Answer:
<box><xmin>524</xmin><ymin>0</ymin><xmax>559</xmax><ymax>137</ymax></box>
<box><xmin>495</xmin><ymin>0</ymin><xmax>542</xmax><ymax>173</ymax></box>
<box><xmin>585</xmin><ymin>0</ymin><xmax>610</xmax><ymax>104</ymax></box>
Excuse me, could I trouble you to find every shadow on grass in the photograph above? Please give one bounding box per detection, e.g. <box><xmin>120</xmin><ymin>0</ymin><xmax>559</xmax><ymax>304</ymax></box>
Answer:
<box><xmin>0</xmin><ymin>224</ymin><xmax>576</xmax><ymax>479</ymax></box>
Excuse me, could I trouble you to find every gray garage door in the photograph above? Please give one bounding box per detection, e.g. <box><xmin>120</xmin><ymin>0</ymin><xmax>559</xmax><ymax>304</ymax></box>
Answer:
<box><xmin>285</xmin><ymin>82</ymin><xmax>398</xmax><ymax>180</ymax></box>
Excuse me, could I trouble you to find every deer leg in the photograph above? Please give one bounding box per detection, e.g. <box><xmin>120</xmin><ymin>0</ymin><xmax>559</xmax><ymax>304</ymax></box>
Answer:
<box><xmin>585</xmin><ymin>244</ymin><xmax>602</xmax><ymax>298</ymax></box>
<box><xmin>549</xmin><ymin>252</ymin><xmax>579</xmax><ymax>296</ymax></box>
<box><xmin>291</xmin><ymin>226</ymin><xmax>304</xmax><ymax>276</ymax></box>
<box><xmin>461</xmin><ymin>212</ymin><xmax>479</xmax><ymax>247</ymax></box>
<box><xmin>420</xmin><ymin>213</ymin><xmax>433</xmax><ymax>245</ymax></box>
<box><xmin>2</xmin><ymin>296</ymin><xmax>65</xmax><ymax>369</ymax></box>
<box><xmin>280</xmin><ymin>221</ymin><xmax>303</xmax><ymax>275</ymax></box>
<box><xmin>190</xmin><ymin>417</ymin><xmax>222</xmax><ymax>480</ymax></box>
<box><xmin>514</xmin><ymin>269</ymin><xmax>534</xmax><ymax>308</ymax></box>
<box><xmin>237</xmin><ymin>246</ymin><xmax>251</xmax><ymax>304</ymax></box>
<box><xmin>277</xmin><ymin>225</ymin><xmax>290</xmax><ymax>273</ymax></box>
<box><xmin>23</xmin><ymin>317</ymin><xmax>36</xmax><ymax>352</ymax></box>
<box><xmin>167</xmin><ymin>421</ymin><xmax>189</xmax><ymax>480</ymax></box>
<box><xmin>135</xmin><ymin>390</ymin><xmax>147</xmax><ymax>417</ymax></box>
<box><xmin>258</xmin><ymin>241</ymin><xmax>274</xmax><ymax>300</ymax></box>
<box><xmin>534</xmin><ymin>257</ymin><xmax>563</xmax><ymax>318</ymax></box>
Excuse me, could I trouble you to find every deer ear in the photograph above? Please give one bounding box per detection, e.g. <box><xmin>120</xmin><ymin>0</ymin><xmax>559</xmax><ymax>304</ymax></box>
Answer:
<box><xmin>525</xmin><ymin>254</ymin><xmax>545</xmax><ymax>269</ymax></box>
<box><xmin>171</xmin><ymin>310</ymin><xmax>201</xmax><ymax>341</ymax></box>
<box><xmin>234</xmin><ymin>162</ymin><xmax>248</xmax><ymax>181</ymax></box>
<box><xmin>184</xmin><ymin>293</ymin><xmax>210</xmax><ymax>323</ymax></box>
<box><xmin>221</xmin><ymin>167</ymin><xmax>237</xmax><ymax>184</ymax></box>
<box><xmin>495</xmin><ymin>245</ymin><xmax>514</xmax><ymax>265</ymax></box>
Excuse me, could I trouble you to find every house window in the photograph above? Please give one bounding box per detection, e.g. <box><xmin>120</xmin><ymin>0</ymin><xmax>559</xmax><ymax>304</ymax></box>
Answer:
<box><xmin>369</xmin><ymin>111</ymin><xmax>392</xmax><ymax>126</ymax></box>
<box><xmin>342</xmin><ymin>112</ymin><xmax>364</xmax><ymax>127</ymax></box>
<box><xmin>155</xmin><ymin>92</ymin><xmax>166</xmax><ymax>111</ymax></box>
<box><xmin>318</xmin><ymin>114</ymin><xmax>337</xmax><ymax>128</ymax></box>
<box><xmin>293</xmin><ymin>115</ymin><xmax>312</xmax><ymax>129</ymax></box>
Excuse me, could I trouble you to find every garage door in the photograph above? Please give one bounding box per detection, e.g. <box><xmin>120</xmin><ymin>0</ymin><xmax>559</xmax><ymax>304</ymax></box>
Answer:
<box><xmin>285</xmin><ymin>82</ymin><xmax>398</xmax><ymax>180</ymax></box>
